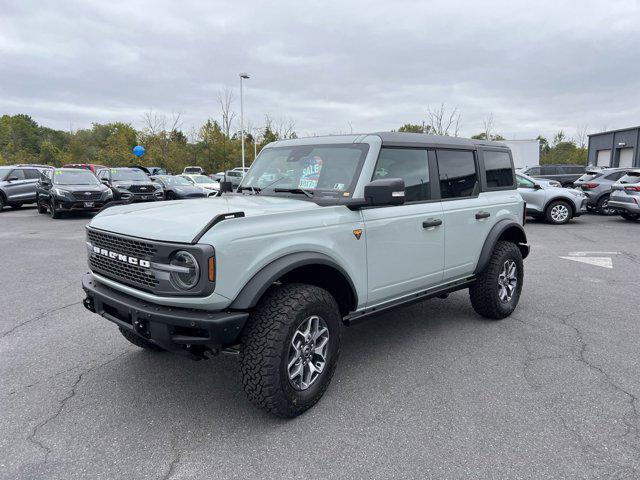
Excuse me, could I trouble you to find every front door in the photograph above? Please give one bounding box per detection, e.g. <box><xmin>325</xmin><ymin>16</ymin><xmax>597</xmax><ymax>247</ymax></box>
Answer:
<box><xmin>362</xmin><ymin>147</ymin><xmax>444</xmax><ymax>306</ymax></box>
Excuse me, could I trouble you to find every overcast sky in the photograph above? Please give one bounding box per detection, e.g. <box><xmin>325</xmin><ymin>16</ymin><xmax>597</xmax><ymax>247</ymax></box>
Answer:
<box><xmin>2</xmin><ymin>0</ymin><xmax>640</xmax><ymax>141</ymax></box>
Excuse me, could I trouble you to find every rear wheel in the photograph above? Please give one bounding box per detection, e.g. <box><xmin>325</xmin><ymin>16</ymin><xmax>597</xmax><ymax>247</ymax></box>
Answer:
<box><xmin>239</xmin><ymin>283</ymin><xmax>341</xmax><ymax>417</ymax></box>
<box><xmin>470</xmin><ymin>241</ymin><xmax>524</xmax><ymax>320</ymax></box>
<box><xmin>166</xmin><ymin>191</ymin><xmax>176</xmax><ymax>200</ymax></box>
<box><xmin>597</xmin><ymin>195</ymin><xmax>616</xmax><ymax>215</ymax></box>
<box><xmin>545</xmin><ymin>200</ymin><xmax>572</xmax><ymax>224</ymax></box>
<box><xmin>119</xmin><ymin>327</ymin><xmax>164</xmax><ymax>351</ymax></box>
<box><xmin>0</xmin><ymin>195</ymin><xmax>5</xmax><ymax>211</ymax></box>
<box><xmin>621</xmin><ymin>212</ymin><xmax>640</xmax><ymax>221</ymax></box>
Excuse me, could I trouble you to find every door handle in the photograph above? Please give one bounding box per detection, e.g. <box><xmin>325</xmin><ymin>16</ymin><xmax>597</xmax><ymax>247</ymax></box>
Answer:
<box><xmin>475</xmin><ymin>211</ymin><xmax>491</xmax><ymax>220</ymax></box>
<box><xmin>422</xmin><ymin>218</ymin><xmax>443</xmax><ymax>228</ymax></box>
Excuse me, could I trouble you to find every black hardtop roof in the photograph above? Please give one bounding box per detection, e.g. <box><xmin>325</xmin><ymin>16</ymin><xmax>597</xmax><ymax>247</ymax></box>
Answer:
<box><xmin>374</xmin><ymin>132</ymin><xmax>508</xmax><ymax>149</ymax></box>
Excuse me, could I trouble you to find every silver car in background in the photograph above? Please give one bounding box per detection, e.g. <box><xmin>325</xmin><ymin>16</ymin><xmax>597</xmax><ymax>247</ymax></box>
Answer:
<box><xmin>517</xmin><ymin>173</ymin><xmax>587</xmax><ymax>224</ymax></box>
<box><xmin>573</xmin><ymin>167</ymin><xmax>629</xmax><ymax>215</ymax></box>
<box><xmin>609</xmin><ymin>169</ymin><xmax>640</xmax><ymax>221</ymax></box>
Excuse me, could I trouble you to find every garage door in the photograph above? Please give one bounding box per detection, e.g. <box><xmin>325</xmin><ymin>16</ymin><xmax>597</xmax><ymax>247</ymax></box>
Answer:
<box><xmin>596</xmin><ymin>149</ymin><xmax>611</xmax><ymax>166</ymax></box>
<box><xmin>618</xmin><ymin>148</ymin><xmax>634</xmax><ymax>168</ymax></box>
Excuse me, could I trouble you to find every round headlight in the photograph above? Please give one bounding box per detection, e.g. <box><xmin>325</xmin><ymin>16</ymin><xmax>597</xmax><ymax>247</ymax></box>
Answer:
<box><xmin>169</xmin><ymin>251</ymin><xmax>200</xmax><ymax>290</ymax></box>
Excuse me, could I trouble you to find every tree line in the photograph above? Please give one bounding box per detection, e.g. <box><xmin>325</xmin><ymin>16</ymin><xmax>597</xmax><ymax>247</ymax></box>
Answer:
<box><xmin>0</xmin><ymin>102</ymin><xmax>588</xmax><ymax>172</ymax></box>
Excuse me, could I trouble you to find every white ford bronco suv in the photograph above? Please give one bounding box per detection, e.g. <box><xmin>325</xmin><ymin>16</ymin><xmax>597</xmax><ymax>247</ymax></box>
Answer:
<box><xmin>82</xmin><ymin>132</ymin><xmax>529</xmax><ymax>417</ymax></box>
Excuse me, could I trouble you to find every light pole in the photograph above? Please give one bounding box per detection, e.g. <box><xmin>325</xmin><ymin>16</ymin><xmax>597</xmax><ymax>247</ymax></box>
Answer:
<box><xmin>239</xmin><ymin>73</ymin><xmax>250</xmax><ymax>170</ymax></box>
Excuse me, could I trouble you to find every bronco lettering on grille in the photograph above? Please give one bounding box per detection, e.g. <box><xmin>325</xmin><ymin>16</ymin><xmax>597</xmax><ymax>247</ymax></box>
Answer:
<box><xmin>92</xmin><ymin>246</ymin><xmax>151</xmax><ymax>268</ymax></box>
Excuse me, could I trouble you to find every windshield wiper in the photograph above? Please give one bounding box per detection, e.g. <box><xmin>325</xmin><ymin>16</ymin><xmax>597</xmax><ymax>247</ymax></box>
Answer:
<box><xmin>274</xmin><ymin>187</ymin><xmax>313</xmax><ymax>198</ymax></box>
<box><xmin>237</xmin><ymin>185</ymin><xmax>261</xmax><ymax>194</ymax></box>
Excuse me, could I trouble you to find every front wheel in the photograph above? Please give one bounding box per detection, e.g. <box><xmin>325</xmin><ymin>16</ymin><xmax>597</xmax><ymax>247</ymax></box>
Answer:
<box><xmin>37</xmin><ymin>195</ymin><xmax>47</xmax><ymax>214</ymax></box>
<box><xmin>9</xmin><ymin>203</ymin><xmax>23</xmax><ymax>209</ymax></box>
<box><xmin>545</xmin><ymin>200</ymin><xmax>572</xmax><ymax>224</ymax></box>
<box><xmin>49</xmin><ymin>199</ymin><xmax>61</xmax><ymax>219</ymax></box>
<box><xmin>470</xmin><ymin>241</ymin><xmax>524</xmax><ymax>320</ymax></box>
<box><xmin>239</xmin><ymin>283</ymin><xmax>342</xmax><ymax>418</ymax></box>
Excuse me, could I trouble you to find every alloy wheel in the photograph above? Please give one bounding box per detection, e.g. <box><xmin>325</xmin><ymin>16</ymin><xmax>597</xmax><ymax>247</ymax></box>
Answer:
<box><xmin>550</xmin><ymin>204</ymin><xmax>569</xmax><ymax>223</ymax></box>
<box><xmin>497</xmin><ymin>260</ymin><xmax>517</xmax><ymax>303</ymax></box>
<box><xmin>287</xmin><ymin>315</ymin><xmax>329</xmax><ymax>391</ymax></box>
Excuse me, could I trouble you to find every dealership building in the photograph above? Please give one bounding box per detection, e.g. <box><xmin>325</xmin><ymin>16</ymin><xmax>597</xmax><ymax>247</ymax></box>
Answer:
<box><xmin>587</xmin><ymin>126</ymin><xmax>640</xmax><ymax>168</ymax></box>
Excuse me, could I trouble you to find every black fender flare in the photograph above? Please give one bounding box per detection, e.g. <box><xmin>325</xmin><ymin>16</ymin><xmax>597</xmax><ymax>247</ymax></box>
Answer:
<box><xmin>474</xmin><ymin>219</ymin><xmax>529</xmax><ymax>274</ymax></box>
<box><xmin>230</xmin><ymin>252</ymin><xmax>358</xmax><ymax>310</ymax></box>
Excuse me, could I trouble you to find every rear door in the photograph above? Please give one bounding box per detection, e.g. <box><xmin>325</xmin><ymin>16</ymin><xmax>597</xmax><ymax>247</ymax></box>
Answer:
<box><xmin>362</xmin><ymin>147</ymin><xmax>444</xmax><ymax>306</ymax></box>
<box><xmin>436</xmin><ymin>149</ymin><xmax>492</xmax><ymax>280</ymax></box>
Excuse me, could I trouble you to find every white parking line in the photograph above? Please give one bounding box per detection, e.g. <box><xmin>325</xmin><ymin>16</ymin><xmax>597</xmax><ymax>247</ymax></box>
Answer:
<box><xmin>567</xmin><ymin>251</ymin><xmax>621</xmax><ymax>256</ymax></box>
<box><xmin>559</xmin><ymin>256</ymin><xmax>613</xmax><ymax>269</ymax></box>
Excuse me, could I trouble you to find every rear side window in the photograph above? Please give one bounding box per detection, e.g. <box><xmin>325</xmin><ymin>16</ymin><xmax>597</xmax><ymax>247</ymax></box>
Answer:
<box><xmin>525</xmin><ymin>167</ymin><xmax>540</xmax><ymax>176</ymax></box>
<box><xmin>541</xmin><ymin>166</ymin><xmax>558</xmax><ymax>175</ymax></box>
<box><xmin>436</xmin><ymin>150</ymin><xmax>478</xmax><ymax>199</ymax></box>
<box><xmin>605</xmin><ymin>171</ymin><xmax>626</xmax><ymax>181</ymax></box>
<box><xmin>483</xmin><ymin>151</ymin><xmax>513</xmax><ymax>188</ymax></box>
<box><xmin>372</xmin><ymin>148</ymin><xmax>430</xmax><ymax>202</ymax></box>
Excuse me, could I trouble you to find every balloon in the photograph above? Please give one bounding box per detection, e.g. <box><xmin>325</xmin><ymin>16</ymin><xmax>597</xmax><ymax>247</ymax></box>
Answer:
<box><xmin>133</xmin><ymin>145</ymin><xmax>145</xmax><ymax>157</ymax></box>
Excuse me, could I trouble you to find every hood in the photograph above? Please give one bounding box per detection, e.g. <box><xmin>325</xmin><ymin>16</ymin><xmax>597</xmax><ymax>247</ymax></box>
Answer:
<box><xmin>55</xmin><ymin>184</ymin><xmax>105</xmax><ymax>192</ymax></box>
<box><xmin>90</xmin><ymin>194</ymin><xmax>319</xmax><ymax>243</ymax></box>
<box><xmin>173</xmin><ymin>185</ymin><xmax>202</xmax><ymax>194</ymax></box>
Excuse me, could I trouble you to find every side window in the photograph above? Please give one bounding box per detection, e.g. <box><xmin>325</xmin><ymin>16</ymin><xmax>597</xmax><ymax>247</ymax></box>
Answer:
<box><xmin>541</xmin><ymin>166</ymin><xmax>558</xmax><ymax>175</ymax></box>
<box><xmin>483</xmin><ymin>151</ymin><xmax>514</xmax><ymax>188</ymax></box>
<box><xmin>516</xmin><ymin>175</ymin><xmax>535</xmax><ymax>188</ymax></box>
<box><xmin>24</xmin><ymin>169</ymin><xmax>41</xmax><ymax>179</ymax></box>
<box><xmin>372</xmin><ymin>148</ymin><xmax>430</xmax><ymax>202</ymax></box>
<box><xmin>526</xmin><ymin>167</ymin><xmax>541</xmax><ymax>176</ymax></box>
<box><xmin>98</xmin><ymin>170</ymin><xmax>108</xmax><ymax>180</ymax></box>
<box><xmin>10</xmin><ymin>169</ymin><xmax>26</xmax><ymax>180</ymax></box>
<box><xmin>436</xmin><ymin>150</ymin><xmax>478</xmax><ymax>199</ymax></box>
<box><xmin>605</xmin><ymin>171</ymin><xmax>625</xmax><ymax>181</ymax></box>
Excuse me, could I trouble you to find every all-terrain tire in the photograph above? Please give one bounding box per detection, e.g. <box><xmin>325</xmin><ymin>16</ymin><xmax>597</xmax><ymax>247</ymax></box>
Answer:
<box><xmin>119</xmin><ymin>327</ymin><xmax>164</xmax><ymax>351</ymax></box>
<box><xmin>544</xmin><ymin>200</ymin><xmax>572</xmax><ymax>224</ymax></box>
<box><xmin>239</xmin><ymin>283</ymin><xmax>342</xmax><ymax>418</ymax></box>
<box><xmin>469</xmin><ymin>241</ymin><xmax>524</xmax><ymax>320</ymax></box>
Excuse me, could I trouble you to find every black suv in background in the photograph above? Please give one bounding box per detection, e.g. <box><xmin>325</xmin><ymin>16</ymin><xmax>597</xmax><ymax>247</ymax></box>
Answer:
<box><xmin>521</xmin><ymin>164</ymin><xmax>585</xmax><ymax>187</ymax></box>
<box><xmin>97</xmin><ymin>168</ymin><xmax>163</xmax><ymax>202</ymax></box>
<box><xmin>0</xmin><ymin>165</ymin><xmax>43</xmax><ymax>210</ymax></box>
<box><xmin>36</xmin><ymin>168</ymin><xmax>113</xmax><ymax>218</ymax></box>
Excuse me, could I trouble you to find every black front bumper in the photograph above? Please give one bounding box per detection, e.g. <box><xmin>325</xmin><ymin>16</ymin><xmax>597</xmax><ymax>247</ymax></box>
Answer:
<box><xmin>82</xmin><ymin>273</ymin><xmax>248</xmax><ymax>358</ymax></box>
<box><xmin>56</xmin><ymin>198</ymin><xmax>106</xmax><ymax>211</ymax></box>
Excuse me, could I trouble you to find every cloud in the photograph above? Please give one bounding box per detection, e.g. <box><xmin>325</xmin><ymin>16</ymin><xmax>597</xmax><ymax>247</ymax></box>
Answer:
<box><xmin>1</xmin><ymin>0</ymin><xmax>639</xmax><ymax>140</ymax></box>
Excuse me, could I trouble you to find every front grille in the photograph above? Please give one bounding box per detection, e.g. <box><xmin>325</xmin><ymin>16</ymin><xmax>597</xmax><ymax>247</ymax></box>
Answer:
<box><xmin>73</xmin><ymin>191</ymin><xmax>102</xmax><ymax>201</ymax></box>
<box><xmin>129</xmin><ymin>184</ymin><xmax>154</xmax><ymax>193</ymax></box>
<box><xmin>87</xmin><ymin>229</ymin><xmax>157</xmax><ymax>258</ymax></box>
<box><xmin>89</xmin><ymin>254</ymin><xmax>159</xmax><ymax>290</ymax></box>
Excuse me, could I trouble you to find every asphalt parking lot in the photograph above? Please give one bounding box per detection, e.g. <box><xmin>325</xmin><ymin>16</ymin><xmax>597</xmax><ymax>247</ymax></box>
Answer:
<box><xmin>1</xmin><ymin>208</ymin><xmax>639</xmax><ymax>479</ymax></box>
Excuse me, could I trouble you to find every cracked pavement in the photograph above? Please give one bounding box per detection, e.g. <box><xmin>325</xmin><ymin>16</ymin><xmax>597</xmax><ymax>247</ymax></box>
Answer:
<box><xmin>1</xmin><ymin>208</ymin><xmax>639</xmax><ymax>479</ymax></box>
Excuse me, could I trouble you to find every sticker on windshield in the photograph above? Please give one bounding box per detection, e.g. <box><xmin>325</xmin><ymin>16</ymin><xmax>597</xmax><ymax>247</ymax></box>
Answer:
<box><xmin>54</xmin><ymin>170</ymin><xmax>63</xmax><ymax>175</ymax></box>
<box><xmin>299</xmin><ymin>156</ymin><xmax>323</xmax><ymax>189</ymax></box>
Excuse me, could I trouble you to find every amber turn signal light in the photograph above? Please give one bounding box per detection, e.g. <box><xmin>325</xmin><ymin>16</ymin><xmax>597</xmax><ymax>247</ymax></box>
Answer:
<box><xmin>208</xmin><ymin>257</ymin><xmax>215</xmax><ymax>282</ymax></box>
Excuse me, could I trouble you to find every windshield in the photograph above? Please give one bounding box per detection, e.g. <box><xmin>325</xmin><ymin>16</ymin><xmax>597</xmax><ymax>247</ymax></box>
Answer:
<box><xmin>240</xmin><ymin>144</ymin><xmax>369</xmax><ymax>197</ymax></box>
<box><xmin>158</xmin><ymin>175</ymin><xmax>191</xmax><ymax>186</ymax></box>
<box><xmin>53</xmin><ymin>169</ymin><xmax>100</xmax><ymax>185</ymax></box>
<box><xmin>111</xmin><ymin>169</ymin><xmax>149</xmax><ymax>181</ymax></box>
<box><xmin>0</xmin><ymin>167</ymin><xmax>11</xmax><ymax>180</ymax></box>
<box><xmin>190</xmin><ymin>175</ymin><xmax>216</xmax><ymax>184</ymax></box>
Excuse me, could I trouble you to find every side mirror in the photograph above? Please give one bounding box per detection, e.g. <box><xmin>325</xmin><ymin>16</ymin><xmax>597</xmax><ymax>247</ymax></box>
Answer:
<box><xmin>41</xmin><ymin>179</ymin><xmax>51</xmax><ymax>186</ymax></box>
<box><xmin>364</xmin><ymin>178</ymin><xmax>406</xmax><ymax>206</ymax></box>
<box><xmin>7</xmin><ymin>176</ymin><xmax>19</xmax><ymax>182</ymax></box>
<box><xmin>533</xmin><ymin>183</ymin><xmax>543</xmax><ymax>190</ymax></box>
<box><xmin>101</xmin><ymin>179</ymin><xmax>110</xmax><ymax>185</ymax></box>
<box><xmin>219</xmin><ymin>181</ymin><xmax>233</xmax><ymax>193</ymax></box>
